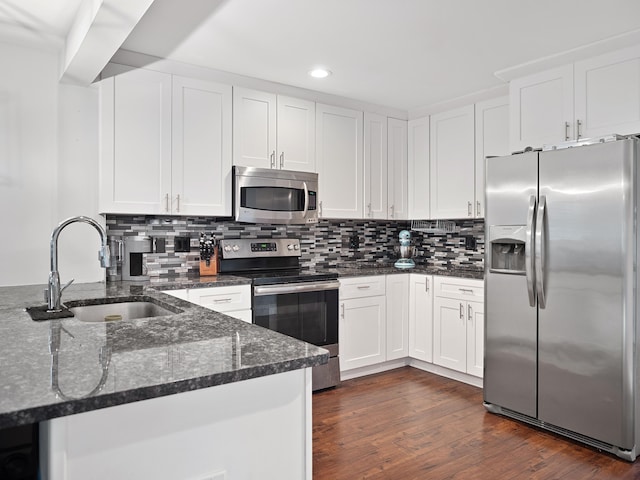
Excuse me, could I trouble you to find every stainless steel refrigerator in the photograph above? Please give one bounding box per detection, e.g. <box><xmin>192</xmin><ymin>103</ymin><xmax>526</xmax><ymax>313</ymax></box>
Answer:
<box><xmin>483</xmin><ymin>135</ymin><xmax>640</xmax><ymax>461</ymax></box>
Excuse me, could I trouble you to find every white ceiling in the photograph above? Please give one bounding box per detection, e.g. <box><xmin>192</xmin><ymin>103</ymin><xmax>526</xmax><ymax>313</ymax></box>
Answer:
<box><xmin>4</xmin><ymin>0</ymin><xmax>640</xmax><ymax>111</ymax></box>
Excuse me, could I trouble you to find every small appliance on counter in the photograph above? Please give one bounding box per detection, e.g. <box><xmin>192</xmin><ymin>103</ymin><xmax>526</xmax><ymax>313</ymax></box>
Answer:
<box><xmin>394</xmin><ymin>230</ymin><xmax>416</xmax><ymax>269</ymax></box>
<box><xmin>122</xmin><ymin>236</ymin><xmax>152</xmax><ymax>281</ymax></box>
<box><xmin>199</xmin><ymin>233</ymin><xmax>218</xmax><ymax>276</ymax></box>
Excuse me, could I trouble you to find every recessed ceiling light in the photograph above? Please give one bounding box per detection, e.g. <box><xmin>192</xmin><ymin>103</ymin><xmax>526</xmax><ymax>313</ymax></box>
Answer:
<box><xmin>309</xmin><ymin>68</ymin><xmax>331</xmax><ymax>79</ymax></box>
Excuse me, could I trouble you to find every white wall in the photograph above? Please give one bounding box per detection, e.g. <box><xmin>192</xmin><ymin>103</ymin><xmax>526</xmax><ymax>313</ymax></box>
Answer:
<box><xmin>0</xmin><ymin>42</ymin><xmax>103</xmax><ymax>287</ymax></box>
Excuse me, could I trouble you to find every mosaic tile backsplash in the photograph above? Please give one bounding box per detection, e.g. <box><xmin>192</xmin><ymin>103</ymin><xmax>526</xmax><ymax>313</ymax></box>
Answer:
<box><xmin>105</xmin><ymin>215</ymin><xmax>484</xmax><ymax>280</ymax></box>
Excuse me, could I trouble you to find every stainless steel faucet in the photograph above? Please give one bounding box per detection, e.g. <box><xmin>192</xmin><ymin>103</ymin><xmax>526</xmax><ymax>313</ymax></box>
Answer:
<box><xmin>46</xmin><ymin>216</ymin><xmax>111</xmax><ymax>312</ymax></box>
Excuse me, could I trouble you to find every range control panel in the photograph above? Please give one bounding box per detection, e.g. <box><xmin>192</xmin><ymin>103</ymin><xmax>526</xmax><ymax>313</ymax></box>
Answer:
<box><xmin>219</xmin><ymin>238</ymin><xmax>301</xmax><ymax>259</ymax></box>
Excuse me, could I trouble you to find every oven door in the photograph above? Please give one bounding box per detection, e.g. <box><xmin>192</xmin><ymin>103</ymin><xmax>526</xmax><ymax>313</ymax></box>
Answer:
<box><xmin>234</xmin><ymin>167</ymin><xmax>318</xmax><ymax>225</ymax></box>
<box><xmin>252</xmin><ymin>281</ymin><xmax>339</xmax><ymax>346</ymax></box>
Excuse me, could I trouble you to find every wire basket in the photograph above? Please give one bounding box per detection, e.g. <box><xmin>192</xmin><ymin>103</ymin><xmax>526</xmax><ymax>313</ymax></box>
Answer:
<box><xmin>411</xmin><ymin>220</ymin><xmax>456</xmax><ymax>234</ymax></box>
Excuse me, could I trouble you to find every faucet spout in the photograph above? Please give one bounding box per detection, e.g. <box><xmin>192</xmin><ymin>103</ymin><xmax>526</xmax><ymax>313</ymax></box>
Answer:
<box><xmin>47</xmin><ymin>216</ymin><xmax>111</xmax><ymax>312</ymax></box>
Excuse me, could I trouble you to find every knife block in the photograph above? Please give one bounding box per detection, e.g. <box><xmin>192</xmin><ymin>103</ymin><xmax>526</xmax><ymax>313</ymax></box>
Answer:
<box><xmin>199</xmin><ymin>246</ymin><xmax>219</xmax><ymax>276</ymax></box>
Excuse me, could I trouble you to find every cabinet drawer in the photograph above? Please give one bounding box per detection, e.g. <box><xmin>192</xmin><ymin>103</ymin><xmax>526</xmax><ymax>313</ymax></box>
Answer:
<box><xmin>434</xmin><ymin>276</ymin><xmax>483</xmax><ymax>301</ymax></box>
<box><xmin>161</xmin><ymin>289</ymin><xmax>189</xmax><ymax>301</ymax></box>
<box><xmin>188</xmin><ymin>285</ymin><xmax>251</xmax><ymax>312</ymax></box>
<box><xmin>339</xmin><ymin>275</ymin><xmax>386</xmax><ymax>299</ymax></box>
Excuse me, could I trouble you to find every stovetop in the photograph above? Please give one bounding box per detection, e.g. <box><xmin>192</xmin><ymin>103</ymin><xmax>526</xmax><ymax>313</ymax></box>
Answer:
<box><xmin>235</xmin><ymin>269</ymin><xmax>339</xmax><ymax>286</ymax></box>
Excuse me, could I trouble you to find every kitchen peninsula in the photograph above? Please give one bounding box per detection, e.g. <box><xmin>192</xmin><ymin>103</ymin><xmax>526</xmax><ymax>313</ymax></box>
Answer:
<box><xmin>0</xmin><ymin>280</ymin><xmax>327</xmax><ymax>480</ymax></box>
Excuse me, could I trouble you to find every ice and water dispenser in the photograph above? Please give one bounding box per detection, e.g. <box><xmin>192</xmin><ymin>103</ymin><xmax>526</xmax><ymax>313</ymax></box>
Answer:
<box><xmin>489</xmin><ymin>225</ymin><xmax>527</xmax><ymax>274</ymax></box>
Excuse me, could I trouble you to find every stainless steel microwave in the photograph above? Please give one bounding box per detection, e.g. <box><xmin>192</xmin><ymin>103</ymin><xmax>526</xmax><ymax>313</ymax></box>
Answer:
<box><xmin>233</xmin><ymin>166</ymin><xmax>319</xmax><ymax>224</ymax></box>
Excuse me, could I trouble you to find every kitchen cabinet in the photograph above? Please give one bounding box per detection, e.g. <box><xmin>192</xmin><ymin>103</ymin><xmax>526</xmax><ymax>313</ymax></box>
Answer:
<box><xmin>408</xmin><ymin>274</ymin><xmax>433</xmax><ymax>362</ymax></box>
<box><xmin>364</xmin><ymin>112</ymin><xmax>388</xmax><ymax>219</ymax></box>
<box><xmin>430</xmin><ymin>105</ymin><xmax>476</xmax><ymax>219</ymax></box>
<box><xmin>433</xmin><ymin>276</ymin><xmax>484</xmax><ymax>377</ymax></box>
<box><xmin>162</xmin><ymin>285</ymin><xmax>252</xmax><ymax>323</ymax></box>
<box><xmin>408</xmin><ymin>116</ymin><xmax>430</xmax><ymax>219</ymax></box>
<box><xmin>316</xmin><ymin>103</ymin><xmax>364</xmax><ymax>219</ymax></box>
<box><xmin>474</xmin><ymin>96</ymin><xmax>509</xmax><ymax>218</ymax></box>
<box><xmin>386</xmin><ymin>274</ymin><xmax>409</xmax><ymax>361</ymax></box>
<box><xmin>99</xmin><ymin>67</ymin><xmax>232</xmax><ymax>216</ymax></box>
<box><xmin>233</xmin><ymin>87</ymin><xmax>315</xmax><ymax>172</ymax></box>
<box><xmin>387</xmin><ymin>118</ymin><xmax>408</xmax><ymax>220</ymax></box>
<box><xmin>339</xmin><ymin>276</ymin><xmax>386</xmax><ymax>371</ymax></box>
<box><xmin>510</xmin><ymin>44</ymin><xmax>640</xmax><ymax>151</ymax></box>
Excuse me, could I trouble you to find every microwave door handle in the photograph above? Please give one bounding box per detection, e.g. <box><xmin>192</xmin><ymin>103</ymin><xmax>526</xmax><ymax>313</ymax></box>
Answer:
<box><xmin>302</xmin><ymin>181</ymin><xmax>309</xmax><ymax>217</ymax></box>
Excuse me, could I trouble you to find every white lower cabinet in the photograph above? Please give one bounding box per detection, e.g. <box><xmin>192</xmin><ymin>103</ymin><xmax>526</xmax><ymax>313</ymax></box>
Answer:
<box><xmin>433</xmin><ymin>276</ymin><xmax>484</xmax><ymax>377</ymax></box>
<box><xmin>408</xmin><ymin>274</ymin><xmax>433</xmax><ymax>362</ymax></box>
<box><xmin>339</xmin><ymin>276</ymin><xmax>386</xmax><ymax>371</ymax></box>
<box><xmin>386</xmin><ymin>274</ymin><xmax>409</xmax><ymax>360</ymax></box>
<box><xmin>162</xmin><ymin>285</ymin><xmax>252</xmax><ymax>323</ymax></box>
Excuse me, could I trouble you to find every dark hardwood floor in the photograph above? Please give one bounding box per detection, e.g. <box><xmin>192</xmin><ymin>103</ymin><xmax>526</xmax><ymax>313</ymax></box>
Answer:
<box><xmin>312</xmin><ymin>367</ymin><xmax>640</xmax><ymax>479</ymax></box>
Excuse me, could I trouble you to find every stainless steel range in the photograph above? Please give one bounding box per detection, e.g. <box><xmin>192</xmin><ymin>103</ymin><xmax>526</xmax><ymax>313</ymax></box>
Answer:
<box><xmin>219</xmin><ymin>238</ymin><xmax>340</xmax><ymax>391</ymax></box>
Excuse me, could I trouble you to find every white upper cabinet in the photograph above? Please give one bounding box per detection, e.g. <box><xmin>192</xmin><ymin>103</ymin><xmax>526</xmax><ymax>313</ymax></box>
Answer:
<box><xmin>387</xmin><ymin>118</ymin><xmax>408</xmax><ymax>220</ymax></box>
<box><xmin>172</xmin><ymin>76</ymin><xmax>232</xmax><ymax>216</ymax></box>
<box><xmin>364</xmin><ymin>112</ymin><xmax>388</xmax><ymax>219</ymax></box>
<box><xmin>509</xmin><ymin>65</ymin><xmax>574</xmax><ymax>152</ymax></box>
<box><xmin>100</xmin><ymin>68</ymin><xmax>232</xmax><ymax>216</ymax></box>
<box><xmin>430</xmin><ymin>105</ymin><xmax>475</xmax><ymax>219</ymax></box>
<box><xmin>100</xmin><ymin>68</ymin><xmax>172</xmax><ymax>215</ymax></box>
<box><xmin>316</xmin><ymin>103</ymin><xmax>364</xmax><ymax>219</ymax></box>
<box><xmin>408</xmin><ymin>116</ymin><xmax>430</xmax><ymax>219</ymax></box>
<box><xmin>474</xmin><ymin>96</ymin><xmax>509</xmax><ymax>218</ymax></box>
<box><xmin>233</xmin><ymin>87</ymin><xmax>315</xmax><ymax>172</ymax></box>
<box><xmin>574</xmin><ymin>45</ymin><xmax>640</xmax><ymax>139</ymax></box>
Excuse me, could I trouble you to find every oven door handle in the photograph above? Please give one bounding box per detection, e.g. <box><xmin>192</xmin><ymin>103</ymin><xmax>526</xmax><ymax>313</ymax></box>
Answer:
<box><xmin>253</xmin><ymin>280</ymin><xmax>340</xmax><ymax>296</ymax></box>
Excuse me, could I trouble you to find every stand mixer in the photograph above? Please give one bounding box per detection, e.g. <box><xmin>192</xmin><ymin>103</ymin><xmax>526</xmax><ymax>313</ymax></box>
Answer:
<box><xmin>394</xmin><ymin>230</ymin><xmax>416</xmax><ymax>269</ymax></box>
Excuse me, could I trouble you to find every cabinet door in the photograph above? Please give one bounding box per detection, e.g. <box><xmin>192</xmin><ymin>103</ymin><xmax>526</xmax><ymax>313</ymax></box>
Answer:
<box><xmin>408</xmin><ymin>117</ymin><xmax>430</xmax><ymax>219</ymax></box>
<box><xmin>474</xmin><ymin>96</ymin><xmax>509</xmax><ymax>218</ymax></box>
<box><xmin>466</xmin><ymin>299</ymin><xmax>484</xmax><ymax>378</ymax></box>
<box><xmin>385</xmin><ymin>274</ymin><xmax>409</xmax><ymax>361</ymax></box>
<box><xmin>339</xmin><ymin>295</ymin><xmax>386</xmax><ymax>371</ymax></box>
<box><xmin>509</xmin><ymin>65</ymin><xmax>574</xmax><ymax>152</ymax></box>
<box><xmin>430</xmin><ymin>105</ymin><xmax>475</xmax><ymax>219</ymax></box>
<box><xmin>388</xmin><ymin>118</ymin><xmax>408</xmax><ymax>220</ymax></box>
<box><xmin>433</xmin><ymin>296</ymin><xmax>467</xmax><ymax>373</ymax></box>
<box><xmin>316</xmin><ymin>103</ymin><xmax>364</xmax><ymax>219</ymax></box>
<box><xmin>172</xmin><ymin>76</ymin><xmax>232</xmax><ymax>216</ymax></box>
<box><xmin>574</xmin><ymin>45</ymin><xmax>640</xmax><ymax>139</ymax></box>
<box><xmin>364</xmin><ymin>112</ymin><xmax>388</xmax><ymax>219</ymax></box>
<box><xmin>233</xmin><ymin>87</ymin><xmax>276</xmax><ymax>168</ymax></box>
<box><xmin>99</xmin><ymin>68</ymin><xmax>171</xmax><ymax>214</ymax></box>
<box><xmin>276</xmin><ymin>95</ymin><xmax>316</xmax><ymax>172</ymax></box>
<box><xmin>408</xmin><ymin>274</ymin><xmax>433</xmax><ymax>362</ymax></box>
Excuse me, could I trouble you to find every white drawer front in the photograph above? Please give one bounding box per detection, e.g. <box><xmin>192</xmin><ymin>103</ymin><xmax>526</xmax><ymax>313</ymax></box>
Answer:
<box><xmin>339</xmin><ymin>275</ymin><xmax>386</xmax><ymax>300</ymax></box>
<box><xmin>189</xmin><ymin>285</ymin><xmax>251</xmax><ymax>312</ymax></box>
<box><xmin>434</xmin><ymin>276</ymin><xmax>484</xmax><ymax>301</ymax></box>
<box><xmin>161</xmin><ymin>289</ymin><xmax>189</xmax><ymax>301</ymax></box>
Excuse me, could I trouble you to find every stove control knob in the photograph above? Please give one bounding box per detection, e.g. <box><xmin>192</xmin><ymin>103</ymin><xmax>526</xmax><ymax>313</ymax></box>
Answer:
<box><xmin>224</xmin><ymin>245</ymin><xmax>232</xmax><ymax>252</ymax></box>
<box><xmin>294</xmin><ymin>244</ymin><xmax>300</xmax><ymax>250</ymax></box>
<box><xmin>232</xmin><ymin>245</ymin><xmax>240</xmax><ymax>252</ymax></box>
<box><xmin>287</xmin><ymin>244</ymin><xmax>294</xmax><ymax>251</ymax></box>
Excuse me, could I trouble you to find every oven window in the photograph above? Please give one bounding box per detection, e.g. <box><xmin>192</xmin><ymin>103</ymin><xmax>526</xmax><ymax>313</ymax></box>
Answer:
<box><xmin>241</xmin><ymin>186</ymin><xmax>305</xmax><ymax>212</ymax></box>
<box><xmin>253</xmin><ymin>289</ymin><xmax>338</xmax><ymax>346</ymax></box>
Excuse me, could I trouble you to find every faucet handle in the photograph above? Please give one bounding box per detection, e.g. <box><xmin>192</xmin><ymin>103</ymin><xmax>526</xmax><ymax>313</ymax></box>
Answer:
<box><xmin>61</xmin><ymin>278</ymin><xmax>74</xmax><ymax>294</ymax></box>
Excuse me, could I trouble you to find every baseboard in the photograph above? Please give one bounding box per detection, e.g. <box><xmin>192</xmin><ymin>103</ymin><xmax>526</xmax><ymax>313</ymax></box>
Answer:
<box><xmin>340</xmin><ymin>359</ymin><xmax>409</xmax><ymax>381</ymax></box>
<box><xmin>409</xmin><ymin>359</ymin><xmax>483</xmax><ymax>388</ymax></box>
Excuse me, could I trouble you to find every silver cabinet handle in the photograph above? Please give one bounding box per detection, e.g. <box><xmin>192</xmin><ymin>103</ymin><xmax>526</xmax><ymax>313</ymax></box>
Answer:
<box><xmin>367</xmin><ymin>203</ymin><xmax>372</xmax><ymax>218</ymax></box>
<box><xmin>165</xmin><ymin>193</ymin><xmax>170</xmax><ymax>213</ymax></box>
<box><xmin>535</xmin><ymin>195</ymin><xmax>547</xmax><ymax>308</ymax></box>
<box><xmin>564</xmin><ymin>121</ymin><xmax>570</xmax><ymax>141</ymax></box>
<box><xmin>467</xmin><ymin>201</ymin><xmax>472</xmax><ymax>217</ymax></box>
<box><xmin>425</xmin><ymin>277</ymin><xmax>429</xmax><ymax>293</ymax></box>
<box><xmin>176</xmin><ymin>194</ymin><xmax>180</xmax><ymax>212</ymax></box>
<box><xmin>459</xmin><ymin>302</ymin><xmax>464</xmax><ymax>320</ymax></box>
<box><xmin>476</xmin><ymin>201</ymin><xmax>481</xmax><ymax>217</ymax></box>
<box><xmin>213</xmin><ymin>298</ymin><xmax>232</xmax><ymax>303</ymax></box>
<box><xmin>459</xmin><ymin>288</ymin><xmax>474</xmax><ymax>294</ymax></box>
<box><xmin>390</xmin><ymin>204</ymin><xmax>394</xmax><ymax>218</ymax></box>
<box><xmin>576</xmin><ymin>119</ymin><xmax>582</xmax><ymax>140</ymax></box>
<box><xmin>467</xmin><ymin>303</ymin><xmax>472</xmax><ymax>321</ymax></box>
<box><xmin>270</xmin><ymin>150</ymin><xmax>276</xmax><ymax>168</ymax></box>
<box><xmin>280</xmin><ymin>152</ymin><xmax>284</xmax><ymax>168</ymax></box>
<box><xmin>357</xmin><ymin>285</ymin><xmax>371</xmax><ymax>290</ymax></box>
<box><xmin>341</xmin><ymin>303</ymin><xmax>345</xmax><ymax>319</ymax></box>
<box><xmin>525</xmin><ymin>195</ymin><xmax>537</xmax><ymax>307</ymax></box>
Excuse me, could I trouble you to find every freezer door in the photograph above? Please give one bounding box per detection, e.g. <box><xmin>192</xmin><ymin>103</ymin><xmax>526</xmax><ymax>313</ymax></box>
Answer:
<box><xmin>483</xmin><ymin>152</ymin><xmax>538</xmax><ymax>417</ymax></box>
<box><xmin>537</xmin><ymin>139</ymin><xmax>635</xmax><ymax>449</ymax></box>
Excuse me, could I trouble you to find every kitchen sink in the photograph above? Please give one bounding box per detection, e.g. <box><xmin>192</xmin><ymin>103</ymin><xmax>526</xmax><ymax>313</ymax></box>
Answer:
<box><xmin>27</xmin><ymin>296</ymin><xmax>182</xmax><ymax>322</ymax></box>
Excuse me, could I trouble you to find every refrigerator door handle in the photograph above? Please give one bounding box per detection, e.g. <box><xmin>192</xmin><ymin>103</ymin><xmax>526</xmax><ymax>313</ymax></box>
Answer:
<box><xmin>525</xmin><ymin>195</ymin><xmax>537</xmax><ymax>307</ymax></box>
<box><xmin>535</xmin><ymin>195</ymin><xmax>547</xmax><ymax>309</ymax></box>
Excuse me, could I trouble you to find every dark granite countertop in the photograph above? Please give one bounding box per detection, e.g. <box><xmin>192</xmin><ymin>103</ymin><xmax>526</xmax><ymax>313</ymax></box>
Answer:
<box><xmin>0</xmin><ymin>281</ymin><xmax>326</xmax><ymax>429</ymax></box>
<box><xmin>327</xmin><ymin>262</ymin><xmax>484</xmax><ymax>280</ymax></box>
